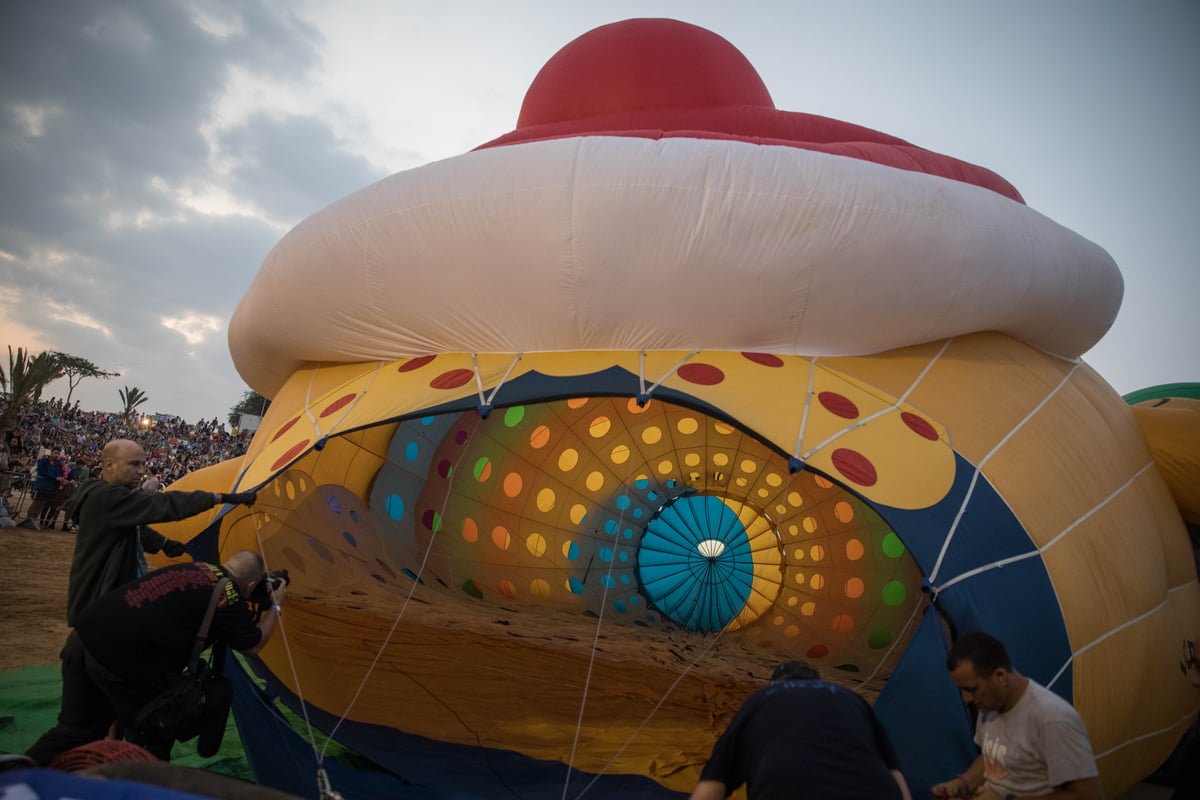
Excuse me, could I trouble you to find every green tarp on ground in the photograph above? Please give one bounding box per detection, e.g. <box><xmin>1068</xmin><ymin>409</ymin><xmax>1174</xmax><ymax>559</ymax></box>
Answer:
<box><xmin>0</xmin><ymin>664</ymin><xmax>252</xmax><ymax>778</ymax></box>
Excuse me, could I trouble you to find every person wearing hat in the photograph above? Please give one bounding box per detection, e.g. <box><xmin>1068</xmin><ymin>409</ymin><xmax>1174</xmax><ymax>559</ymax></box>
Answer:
<box><xmin>690</xmin><ymin>661</ymin><xmax>911</xmax><ymax>800</ymax></box>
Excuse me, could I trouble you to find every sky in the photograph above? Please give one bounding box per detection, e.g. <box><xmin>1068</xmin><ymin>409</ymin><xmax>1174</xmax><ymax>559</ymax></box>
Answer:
<box><xmin>1</xmin><ymin>0</ymin><xmax>1197</xmax><ymax>423</ymax></box>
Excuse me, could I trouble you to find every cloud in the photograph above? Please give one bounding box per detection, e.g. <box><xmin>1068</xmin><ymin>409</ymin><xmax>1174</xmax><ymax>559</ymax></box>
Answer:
<box><xmin>0</xmin><ymin>0</ymin><xmax>385</xmax><ymax>421</ymax></box>
<box><xmin>161</xmin><ymin>312</ymin><xmax>222</xmax><ymax>345</ymax></box>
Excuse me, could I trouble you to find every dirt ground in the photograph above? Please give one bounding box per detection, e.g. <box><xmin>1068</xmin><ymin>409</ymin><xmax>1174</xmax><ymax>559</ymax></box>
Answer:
<box><xmin>0</xmin><ymin>529</ymin><xmax>74</xmax><ymax>670</ymax></box>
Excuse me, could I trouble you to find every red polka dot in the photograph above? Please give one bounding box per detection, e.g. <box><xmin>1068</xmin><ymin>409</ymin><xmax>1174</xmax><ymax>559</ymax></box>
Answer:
<box><xmin>431</xmin><ymin>369</ymin><xmax>474</xmax><ymax>390</ymax></box>
<box><xmin>902</xmin><ymin>411</ymin><xmax>938</xmax><ymax>441</ymax></box>
<box><xmin>818</xmin><ymin>392</ymin><xmax>859</xmax><ymax>419</ymax></box>
<box><xmin>271</xmin><ymin>416</ymin><xmax>300</xmax><ymax>443</ymax></box>
<box><xmin>437</xmin><ymin>459</ymin><xmax>452</xmax><ymax>478</ymax></box>
<box><xmin>271</xmin><ymin>439</ymin><xmax>311</xmax><ymax>472</ymax></box>
<box><xmin>455</xmin><ymin>429</ymin><xmax>469</xmax><ymax>444</ymax></box>
<box><xmin>831</xmin><ymin>448</ymin><xmax>877</xmax><ymax>486</ymax></box>
<box><xmin>398</xmin><ymin>355</ymin><xmax>436</xmax><ymax>373</ymax></box>
<box><xmin>319</xmin><ymin>393</ymin><xmax>356</xmax><ymax>418</ymax></box>
<box><xmin>678</xmin><ymin>363</ymin><xmax>724</xmax><ymax>385</ymax></box>
<box><xmin>806</xmin><ymin>644</ymin><xmax>829</xmax><ymax>659</ymax></box>
<box><xmin>421</xmin><ymin>509</ymin><xmax>437</xmax><ymax>530</ymax></box>
<box><xmin>741</xmin><ymin>352</ymin><xmax>784</xmax><ymax>368</ymax></box>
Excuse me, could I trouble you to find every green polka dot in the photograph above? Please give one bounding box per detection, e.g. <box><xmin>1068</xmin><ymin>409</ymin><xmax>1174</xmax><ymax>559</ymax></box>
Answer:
<box><xmin>881</xmin><ymin>532</ymin><xmax>905</xmax><ymax>558</ymax></box>
<box><xmin>428</xmin><ymin>511</ymin><xmax>443</xmax><ymax>533</ymax></box>
<box><xmin>833</xmin><ymin>663</ymin><xmax>860</xmax><ymax>673</ymax></box>
<box><xmin>881</xmin><ymin>581</ymin><xmax>906</xmax><ymax>606</ymax></box>
<box><xmin>461</xmin><ymin>579</ymin><xmax>483</xmax><ymax>599</ymax></box>
<box><xmin>503</xmin><ymin>406</ymin><xmax>525</xmax><ymax>427</ymax></box>
<box><xmin>868</xmin><ymin>628</ymin><xmax>893</xmax><ymax>649</ymax></box>
<box><xmin>472</xmin><ymin>457</ymin><xmax>490</xmax><ymax>481</ymax></box>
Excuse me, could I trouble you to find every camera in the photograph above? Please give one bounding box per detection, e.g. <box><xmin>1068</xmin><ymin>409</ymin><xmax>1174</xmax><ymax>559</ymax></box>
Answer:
<box><xmin>248</xmin><ymin>568</ymin><xmax>289</xmax><ymax>606</ymax></box>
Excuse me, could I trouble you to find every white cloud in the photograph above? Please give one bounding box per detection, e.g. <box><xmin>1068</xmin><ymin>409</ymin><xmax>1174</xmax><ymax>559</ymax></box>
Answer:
<box><xmin>9</xmin><ymin>102</ymin><xmax>60</xmax><ymax>138</ymax></box>
<box><xmin>45</xmin><ymin>300</ymin><xmax>113</xmax><ymax>337</ymax></box>
<box><xmin>160</xmin><ymin>312</ymin><xmax>223</xmax><ymax>345</ymax></box>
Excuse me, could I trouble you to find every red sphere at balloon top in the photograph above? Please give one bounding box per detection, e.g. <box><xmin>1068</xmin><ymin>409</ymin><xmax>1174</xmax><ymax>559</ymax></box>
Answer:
<box><xmin>517</xmin><ymin>18</ymin><xmax>775</xmax><ymax>128</ymax></box>
<box><xmin>480</xmin><ymin>18</ymin><xmax>1023</xmax><ymax>203</ymax></box>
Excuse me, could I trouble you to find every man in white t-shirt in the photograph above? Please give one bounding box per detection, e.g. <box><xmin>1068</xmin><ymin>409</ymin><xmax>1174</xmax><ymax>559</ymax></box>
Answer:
<box><xmin>931</xmin><ymin>631</ymin><xmax>1101</xmax><ymax>800</ymax></box>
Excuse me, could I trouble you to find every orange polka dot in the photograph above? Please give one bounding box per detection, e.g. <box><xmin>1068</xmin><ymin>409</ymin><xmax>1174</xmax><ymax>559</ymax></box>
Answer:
<box><xmin>503</xmin><ymin>472</ymin><xmax>523</xmax><ymax>498</ymax></box>
<box><xmin>529</xmin><ymin>425</ymin><xmax>551</xmax><ymax>449</ymax></box>
<box><xmin>492</xmin><ymin>526</ymin><xmax>511</xmax><ymax>550</ymax></box>
<box><xmin>845</xmin><ymin>538</ymin><xmax>864</xmax><ymax>561</ymax></box>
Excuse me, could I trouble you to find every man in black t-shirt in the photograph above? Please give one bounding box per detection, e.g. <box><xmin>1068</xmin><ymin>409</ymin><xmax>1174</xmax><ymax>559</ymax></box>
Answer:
<box><xmin>689</xmin><ymin>661</ymin><xmax>912</xmax><ymax>800</ymax></box>
<box><xmin>26</xmin><ymin>550</ymin><xmax>286</xmax><ymax>765</ymax></box>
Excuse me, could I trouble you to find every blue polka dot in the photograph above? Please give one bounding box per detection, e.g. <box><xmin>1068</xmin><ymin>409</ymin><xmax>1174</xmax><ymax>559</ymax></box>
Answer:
<box><xmin>421</xmin><ymin>415</ymin><xmax>435</xmax><ymax>426</ymax></box>
<box><xmin>343</xmin><ymin>531</ymin><xmax>357</xmax><ymax>548</ymax></box>
<box><xmin>614</xmin><ymin>600</ymin><xmax>628</xmax><ymax>613</ymax></box>
<box><xmin>600</xmin><ymin>575</ymin><xmax>616</xmax><ymax>588</ymax></box>
<box><xmin>632</xmin><ymin>508</ymin><xmax>644</xmax><ymax>519</ymax></box>
<box><xmin>565</xmin><ymin>541</ymin><xmax>581</xmax><ymax>561</ymax></box>
<box><xmin>599</xmin><ymin>547</ymin><xmax>613</xmax><ymax>562</ymax></box>
<box><xmin>619</xmin><ymin>551</ymin><xmax>629</xmax><ymax>562</ymax></box>
<box><xmin>635</xmin><ymin>478</ymin><xmax>649</xmax><ymax>490</ymax></box>
<box><xmin>349</xmin><ymin>510</ymin><xmax>359</xmax><ymax>524</ymax></box>
<box><xmin>567</xmin><ymin>577</ymin><xmax>584</xmax><ymax>594</ymax></box>
<box><xmin>604</xmin><ymin>520</ymin><xmax>619</xmax><ymax>535</ymax></box>
<box><xmin>646</xmin><ymin>490</ymin><xmax>658</xmax><ymax>501</ymax></box>
<box><xmin>623</xmin><ymin>528</ymin><xmax>634</xmax><ymax>539</ymax></box>
<box><xmin>666</xmin><ymin>480</ymin><xmax>676</xmax><ymax>489</ymax></box>
<box><xmin>616</xmin><ymin>495</ymin><xmax>631</xmax><ymax>510</ymax></box>
<box><xmin>620</xmin><ymin>573</ymin><xmax>631</xmax><ymax>583</ymax></box>
<box><xmin>386</xmin><ymin>494</ymin><xmax>405</xmax><ymax>521</ymax></box>
<box><xmin>405</xmin><ymin>442</ymin><xmax>419</xmax><ymax>461</ymax></box>
<box><xmin>629</xmin><ymin>595</ymin><xmax>641</xmax><ymax>605</ymax></box>
<box><xmin>326</xmin><ymin>495</ymin><xmax>342</xmax><ymax>514</ymax></box>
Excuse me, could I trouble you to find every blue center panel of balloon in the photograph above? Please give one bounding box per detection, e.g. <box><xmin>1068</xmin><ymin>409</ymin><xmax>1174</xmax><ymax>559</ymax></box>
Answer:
<box><xmin>637</xmin><ymin>494</ymin><xmax>753</xmax><ymax>632</ymax></box>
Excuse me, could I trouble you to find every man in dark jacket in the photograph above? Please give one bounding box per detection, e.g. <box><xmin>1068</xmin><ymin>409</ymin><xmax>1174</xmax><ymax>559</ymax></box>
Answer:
<box><xmin>65</xmin><ymin>438</ymin><xmax>257</xmax><ymax>626</ymax></box>
<box><xmin>26</xmin><ymin>550</ymin><xmax>287</xmax><ymax>764</ymax></box>
<box><xmin>690</xmin><ymin>662</ymin><xmax>912</xmax><ymax>800</ymax></box>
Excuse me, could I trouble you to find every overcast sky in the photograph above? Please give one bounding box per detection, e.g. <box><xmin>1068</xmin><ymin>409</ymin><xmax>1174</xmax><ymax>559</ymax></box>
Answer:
<box><xmin>2</xmin><ymin>1</ymin><xmax>1197</xmax><ymax>423</ymax></box>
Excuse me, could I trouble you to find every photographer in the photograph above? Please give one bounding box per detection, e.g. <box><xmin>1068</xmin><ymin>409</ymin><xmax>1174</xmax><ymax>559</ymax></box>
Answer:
<box><xmin>26</xmin><ymin>550</ymin><xmax>287</xmax><ymax>765</ymax></box>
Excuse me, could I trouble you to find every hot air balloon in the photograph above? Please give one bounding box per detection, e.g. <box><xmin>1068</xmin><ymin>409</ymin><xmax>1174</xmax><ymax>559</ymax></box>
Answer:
<box><xmin>158</xmin><ymin>18</ymin><xmax>1198</xmax><ymax>799</ymax></box>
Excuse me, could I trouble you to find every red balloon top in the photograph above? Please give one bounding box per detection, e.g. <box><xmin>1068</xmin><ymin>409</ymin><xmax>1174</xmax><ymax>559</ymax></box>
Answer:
<box><xmin>517</xmin><ymin>18</ymin><xmax>774</xmax><ymax>128</ymax></box>
<box><xmin>479</xmin><ymin>18</ymin><xmax>1023</xmax><ymax>203</ymax></box>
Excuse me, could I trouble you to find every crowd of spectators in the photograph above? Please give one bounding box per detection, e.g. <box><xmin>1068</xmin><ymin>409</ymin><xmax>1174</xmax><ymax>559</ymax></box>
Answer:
<box><xmin>1</xmin><ymin>396</ymin><xmax>251</xmax><ymax>527</ymax></box>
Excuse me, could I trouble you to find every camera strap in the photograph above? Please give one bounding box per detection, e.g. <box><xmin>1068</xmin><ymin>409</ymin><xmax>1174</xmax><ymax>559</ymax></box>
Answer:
<box><xmin>186</xmin><ymin>578</ymin><xmax>229</xmax><ymax>677</ymax></box>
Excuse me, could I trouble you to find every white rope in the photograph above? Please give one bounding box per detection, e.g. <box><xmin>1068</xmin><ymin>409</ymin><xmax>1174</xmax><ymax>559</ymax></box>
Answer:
<box><xmin>318</xmin><ymin>361</ymin><xmax>387</xmax><ymax>438</ymax></box>
<box><xmin>1094</xmin><ymin>706</ymin><xmax>1200</xmax><ymax>760</ymax></box>
<box><xmin>1046</xmin><ymin>598</ymin><xmax>1169</xmax><ymax>691</ymax></box>
<box><xmin>563</xmin><ymin>420</ymin><xmax>644</xmax><ymax>800</ymax></box>
<box><xmin>318</xmin><ymin>412</ymin><xmax>484</xmax><ymax>762</ymax></box>
<box><xmin>638</xmin><ymin>351</ymin><xmax>698</xmax><ymax>401</ymax></box>
<box><xmin>249</xmin><ymin>510</ymin><xmax>324</xmax><ymax>766</ymax></box>
<box><xmin>932</xmin><ymin>459</ymin><xmax>1155</xmax><ymax>597</ymax></box>
<box><xmin>799</xmin><ymin>339</ymin><xmax>952</xmax><ymax>462</ymax></box>
<box><xmin>790</xmin><ymin>357</ymin><xmax>818</xmax><ymax>462</ymax></box>
<box><xmin>856</xmin><ymin>593</ymin><xmax>929</xmax><ymax>689</ymax></box>
<box><xmin>928</xmin><ymin>361</ymin><xmax>1082</xmax><ymax>585</ymax></box>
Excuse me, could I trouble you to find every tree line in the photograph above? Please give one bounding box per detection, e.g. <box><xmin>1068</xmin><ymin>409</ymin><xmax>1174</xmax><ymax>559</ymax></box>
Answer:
<box><xmin>2</xmin><ymin>346</ymin><xmax>272</xmax><ymax>434</ymax></box>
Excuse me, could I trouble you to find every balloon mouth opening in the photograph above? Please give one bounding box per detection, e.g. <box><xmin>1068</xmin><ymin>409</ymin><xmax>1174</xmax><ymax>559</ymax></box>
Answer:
<box><xmin>251</xmin><ymin>392</ymin><xmax>924</xmax><ymax>680</ymax></box>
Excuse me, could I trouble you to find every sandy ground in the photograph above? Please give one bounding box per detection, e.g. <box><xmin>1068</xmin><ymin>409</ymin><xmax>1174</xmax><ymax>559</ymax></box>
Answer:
<box><xmin>0</xmin><ymin>529</ymin><xmax>74</xmax><ymax>670</ymax></box>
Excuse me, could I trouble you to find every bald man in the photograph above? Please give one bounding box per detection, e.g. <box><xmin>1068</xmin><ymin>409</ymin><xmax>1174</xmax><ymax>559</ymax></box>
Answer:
<box><xmin>64</xmin><ymin>439</ymin><xmax>257</xmax><ymax>626</ymax></box>
<box><xmin>27</xmin><ymin>550</ymin><xmax>286</xmax><ymax>764</ymax></box>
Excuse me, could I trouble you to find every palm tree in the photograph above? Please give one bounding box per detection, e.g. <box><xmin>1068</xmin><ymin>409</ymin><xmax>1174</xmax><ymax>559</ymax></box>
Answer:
<box><xmin>0</xmin><ymin>346</ymin><xmax>65</xmax><ymax>434</ymax></box>
<box><xmin>119</xmin><ymin>385</ymin><xmax>149</xmax><ymax>423</ymax></box>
